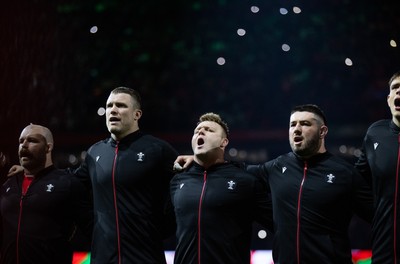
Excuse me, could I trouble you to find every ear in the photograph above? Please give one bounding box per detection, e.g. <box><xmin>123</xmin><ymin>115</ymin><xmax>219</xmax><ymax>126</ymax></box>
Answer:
<box><xmin>46</xmin><ymin>143</ymin><xmax>54</xmax><ymax>153</ymax></box>
<box><xmin>220</xmin><ymin>138</ymin><xmax>229</xmax><ymax>148</ymax></box>
<box><xmin>320</xmin><ymin>125</ymin><xmax>328</xmax><ymax>139</ymax></box>
<box><xmin>134</xmin><ymin>109</ymin><xmax>142</xmax><ymax>121</ymax></box>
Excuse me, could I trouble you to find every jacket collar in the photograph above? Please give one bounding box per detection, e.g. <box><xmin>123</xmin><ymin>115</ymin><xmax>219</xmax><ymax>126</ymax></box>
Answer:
<box><xmin>390</xmin><ymin>120</ymin><xmax>400</xmax><ymax>133</ymax></box>
<box><xmin>108</xmin><ymin>130</ymin><xmax>143</xmax><ymax>146</ymax></box>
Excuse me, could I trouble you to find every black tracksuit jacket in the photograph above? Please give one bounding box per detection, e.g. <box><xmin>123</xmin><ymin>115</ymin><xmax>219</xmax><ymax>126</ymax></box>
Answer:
<box><xmin>0</xmin><ymin>166</ymin><xmax>93</xmax><ymax>264</ymax></box>
<box><xmin>248</xmin><ymin>152</ymin><xmax>373</xmax><ymax>264</ymax></box>
<box><xmin>355</xmin><ymin>119</ymin><xmax>400</xmax><ymax>263</ymax></box>
<box><xmin>74</xmin><ymin>130</ymin><xmax>178</xmax><ymax>264</ymax></box>
<box><xmin>170</xmin><ymin>162</ymin><xmax>273</xmax><ymax>264</ymax></box>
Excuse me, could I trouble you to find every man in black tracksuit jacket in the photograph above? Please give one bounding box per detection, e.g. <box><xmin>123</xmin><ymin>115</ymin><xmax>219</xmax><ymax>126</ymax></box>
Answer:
<box><xmin>246</xmin><ymin>105</ymin><xmax>373</xmax><ymax>264</ymax></box>
<box><xmin>170</xmin><ymin>113</ymin><xmax>273</xmax><ymax>264</ymax></box>
<box><xmin>174</xmin><ymin>105</ymin><xmax>373</xmax><ymax>264</ymax></box>
<box><xmin>74</xmin><ymin>87</ymin><xmax>178</xmax><ymax>264</ymax></box>
<box><xmin>355</xmin><ymin>71</ymin><xmax>400</xmax><ymax>263</ymax></box>
<box><xmin>0</xmin><ymin>124</ymin><xmax>92</xmax><ymax>264</ymax></box>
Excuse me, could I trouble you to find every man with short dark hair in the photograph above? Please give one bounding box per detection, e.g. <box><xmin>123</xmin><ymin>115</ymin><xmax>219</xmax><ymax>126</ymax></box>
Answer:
<box><xmin>355</xmin><ymin>71</ymin><xmax>400</xmax><ymax>263</ymax></box>
<box><xmin>75</xmin><ymin>87</ymin><xmax>179</xmax><ymax>264</ymax></box>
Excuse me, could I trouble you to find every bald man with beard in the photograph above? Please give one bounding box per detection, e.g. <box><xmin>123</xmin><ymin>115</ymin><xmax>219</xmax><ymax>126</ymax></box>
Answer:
<box><xmin>0</xmin><ymin>124</ymin><xmax>92</xmax><ymax>264</ymax></box>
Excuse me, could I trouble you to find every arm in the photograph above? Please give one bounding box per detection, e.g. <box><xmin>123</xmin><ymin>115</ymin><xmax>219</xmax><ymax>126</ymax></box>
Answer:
<box><xmin>351</xmin><ymin>167</ymin><xmax>374</xmax><ymax>223</ymax></box>
<box><xmin>252</xmin><ymin>172</ymin><xmax>274</xmax><ymax>232</ymax></box>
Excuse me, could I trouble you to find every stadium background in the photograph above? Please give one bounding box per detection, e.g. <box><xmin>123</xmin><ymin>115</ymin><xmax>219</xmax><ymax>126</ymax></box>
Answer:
<box><xmin>1</xmin><ymin>1</ymin><xmax>400</xmax><ymax>263</ymax></box>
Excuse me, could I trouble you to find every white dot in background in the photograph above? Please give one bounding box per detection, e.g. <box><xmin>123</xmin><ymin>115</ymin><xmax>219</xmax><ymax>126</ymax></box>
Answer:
<box><xmin>293</xmin><ymin>6</ymin><xmax>302</xmax><ymax>14</ymax></box>
<box><xmin>345</xmin><ymin>58</ymin><xmax>353</xmax><ymax>66</ymax></box>
<box><xmin>251</xmin><ymin>6</ymin><xmax>260</xmax><ymax>13</ymax></box>
<box><xmin>217</xmin><ymin>57</ymin><xmax>226</xmax><ymax>65</ymax></box>
<box><xmin>390</xmin><ymin>39</ymin><xmax>397</xmax><ymax>47</ymax></box>
<box><xmin>282</xmin><ymin>44</ymin><xmax>291</xmax><ymax>52</ymax></box>
<box><xmin>258</xmin><ymin>230</ymin><xmax>267</xmax><ymax>239</ymax></box>
<box><xmin>280</xmin><ymin>8</ymin><xmax>288</xmax><ymax>15</ymax></box>
<box><xmin>237</xmin><ymin>28</ymin><xmax>246</xmax><ymax>36</ymax></box>
<box><xmin>90</xmin><ymin>26</ymin><xmax>98</xmax><ymax>34</ymax></box>
<box><xmin>97</xmin><ymin>107</ymin><xmax>106</xmax><ymax>116</ymax></box>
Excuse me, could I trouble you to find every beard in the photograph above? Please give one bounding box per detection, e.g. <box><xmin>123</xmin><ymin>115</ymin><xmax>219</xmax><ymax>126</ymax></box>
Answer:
<box><xmin>290</xmin><ymin>132</ymin><xmax>321</xmax><ymax>158</ymax></box>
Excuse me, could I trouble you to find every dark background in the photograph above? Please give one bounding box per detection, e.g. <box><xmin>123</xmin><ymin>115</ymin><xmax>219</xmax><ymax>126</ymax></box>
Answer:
<box><xmin>1</xmin><ymin>0</ymin><xmax>399</xmax><ymax>251</ymax></box>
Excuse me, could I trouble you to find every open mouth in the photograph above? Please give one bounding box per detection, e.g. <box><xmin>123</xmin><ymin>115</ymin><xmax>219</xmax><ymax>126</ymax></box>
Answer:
<box><xmin>395</xmin><ymin>98</ymin><xmax>400</xmax><ymax>107</ymax></box>
<box><xmin>109</xmin><ymin>117</ymin><xmax>120</xmax><ymax>122</ymax></box>
<box><xmin>293</xmin><ymin>136</ymin><xmax>303</xmax><ymax>143</ymax></box>
<box><xmin>197</xmin><ymin>138</ymin><xmax>205</xmax><ymax>146</ymax></box>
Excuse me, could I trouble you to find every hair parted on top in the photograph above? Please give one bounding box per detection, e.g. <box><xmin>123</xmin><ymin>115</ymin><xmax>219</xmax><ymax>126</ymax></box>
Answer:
<box><xmin>198</xmin><ymin>112</ymin><xmax>230</xmax><ymax>138</ymax></box>
<box><xmin>111</xmin><ymin>87</ymin><xmax>142</xmax><ymax>109</ymax></box>
<box><xmin>291</xmin><ymin>104</ymin><xmax>327</xmax><ymax>126</ymax></box>
<box><xmin>389</xmin><ymin>71</ymin><xmax>400</xmax><ymax>86</ymax></box>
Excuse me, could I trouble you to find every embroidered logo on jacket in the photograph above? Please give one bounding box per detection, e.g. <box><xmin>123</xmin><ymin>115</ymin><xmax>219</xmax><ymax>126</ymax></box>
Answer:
<box><xmin>282</xmin><ymin>167</ymin><xmax>287</xmax><ymax>173</ymax></box>
<box><xmin>227</xmin><ymin>180</ymin><xmax>236</xmax><ymax>190</ymax></box>
<box><xmin>6</xmin><ymin>187</ymin><xmax>10</xmax><ymax>193</ymax></box>
<box><xmin>180</xmin><ymin>183</ymin><xmax>185</xmax><ymax>189</ymax></box>
<box><xmin>96</xmin><ymin>156</ymin><xmax>100</xmax><ymax>162</ymax></box>
<box><xmin>46</xmin><ymin>184</ymin><xmax>54</xmax><ymax>192</ymax></box>
<box><xmin>137</xmin><ymin>152</ymin><xmax>145</xmax><ymax>161</ymax></box>
<box><xmin>374</xmin><ymin>142</ymin><xmax>379</xmax><ymax>150</ymax></box>
<box><xmin>326</xmin><ymin>174</ymin><xmax>335</xmax><ymax>183</ymax></box>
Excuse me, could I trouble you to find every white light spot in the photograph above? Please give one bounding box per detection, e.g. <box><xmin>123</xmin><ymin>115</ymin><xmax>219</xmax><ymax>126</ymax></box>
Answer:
<box><xmin>228</xmin><ymin>148</ymin><xmax>238</xmax><ymax>157</ymax></box>
<box><xmin>97</xmin><ymin>107</ymin><xmax>106</xmax><ymax>116</ymax></box>
<box><xmin>390</xmin><ymin>39</ymin><xmax>397</xmax><ymax>47</ymax></box>
<box><xmin>293</xmin><ymin>6</ymin><xmax>302</xmax><ymax>14</ymax></box>
<box><xmin>69</xmin><ymin>154</ymin><xmax>78</xmax><ymax>165</ymax></box>
<box><xmin>250</xmin><ymin>6</ymin><xmax>260</xmax><ymax>13</ymax></box>
<box><xmin>280</xmin><ymin>8</ymin><xmax>288</xmax><ymax>15</ymax></box>
<box><xmin>345</xmin><ymin>58</ymin><xmax>353</xmax><ymax>66</ymax></box>
<box><xmin>217</xmin><ymin>57</ymin><xmax>226</xmax><ymax>65</ymax></box>
<box><xmin>237</xmin><ymin>28</ymin><xmax>246</xmax><ymax>36</ymax></box>
<box><xmin>258</xmin><ymin>230</ymin><xmax>267</xmax><ymax>239</ymax></box>
<box><xmin>339</xmin><ymin>145</ymin><xmax>347</xmax><ymax>154</ymax></box>
<box><xmin>90</xmin><ymin>26</ymin><xmax>98</xmax><ymax>34</ymax></box>
<box><xmin>282</xmin><ymin>44</ymin><xmax>290</xmax><ymax>52</ymax></box>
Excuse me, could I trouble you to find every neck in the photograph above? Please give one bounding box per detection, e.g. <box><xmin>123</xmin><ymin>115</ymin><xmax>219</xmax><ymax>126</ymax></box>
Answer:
<box><xmin>194</xmin><ymin>156</ymin><xmax>225</xmax><ymax>169</ymax></box>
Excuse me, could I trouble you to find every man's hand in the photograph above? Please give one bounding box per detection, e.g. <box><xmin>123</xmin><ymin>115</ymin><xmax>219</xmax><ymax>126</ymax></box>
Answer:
<box><xmin>173</xmin><ymin>155</ymin><xmax>194</xmax><ymax>172</ymax></box>
<box><xmin>8</xmin><ymin>165</ymin><xmax>23</xmax><ymax>177</ymax></box>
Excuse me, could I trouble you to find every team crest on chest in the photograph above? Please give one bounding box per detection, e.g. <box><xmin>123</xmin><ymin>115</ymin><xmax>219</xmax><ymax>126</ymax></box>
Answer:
<box><xmin>46</xmin><ymin>184</ymin><xmax>54</xmax><ymax>192</ymax></box>
<box><xmin>326</xmin><ymin>173</ymin><xmax>335</xmax><ymax>183</ymax></box>
<box><xmin>227</xmin><ymin>180</ymin><xmax>236</xmax><ymax>190</ymax></box>
<box><xmin>137</xmin><ymin>152</ymin><xmax>145</xmax><ymax>161</ymax></box>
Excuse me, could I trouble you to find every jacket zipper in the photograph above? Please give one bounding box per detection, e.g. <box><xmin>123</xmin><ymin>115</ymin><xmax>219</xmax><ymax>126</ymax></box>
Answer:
<box><xmin>395</xmin><ymin>134</ymin><xmax>400</xmax><ymax>264</ymax></box>
<box><xmin>17</xmin><ymin>194</ymin><xmax>24</xmax><ymax>264</ymax></box>
<box><xmin>112</xmin><ymin>143</ymin><xmax>122</xmax><ymax>264</ymax></box>
<box><xmin>197</xmin><ymin>170</ymin><xmax>207</xmax><ymax>264</ymax></box>
<box><xmin>296</xmin><ymin>161</ymin><xmax>308</xmax><ymax>264</ymax></box>
<box><xmin>17</xmin><ymin>177</ymin><xmax>33</xmax><ymax>264</ymax></box>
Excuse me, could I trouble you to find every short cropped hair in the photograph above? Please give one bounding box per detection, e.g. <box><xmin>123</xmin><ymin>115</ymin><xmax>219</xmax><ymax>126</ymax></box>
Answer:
<box><xmin>198</xmin><ymin>112</ymin><xmax>230</xmax><ymax>138</ymax></box>
<box><xmin>291</xmin><ymin>104</ymin><xmax>327</xmax><ymax>126</ymax></box>
<box><xmin>389</xmin><ymin>71</ymin><xmax>400</xmax><ymax>87</ymax></box>
<box><xmin>111</xmin><ymin>87</ymin><xmax>142</xmax><ymax>109</ymax></box>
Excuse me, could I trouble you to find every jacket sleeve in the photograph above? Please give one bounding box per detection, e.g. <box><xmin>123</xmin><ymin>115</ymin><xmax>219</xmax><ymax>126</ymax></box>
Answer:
<box><xmin>160</xmin><ymin>142</ymin><xmax>179</xmax><ymax>239</ymax></box>
<box><xmin>70</xmin><ymin>174</ymin><xmax>94</xmax><ymax>241</ymax></box>
<box><xmin>351</xmin><ymin>167</ymin><xmax>374</xmax><ymax>223</ymax></box>
<box><xmin>252</xmin><ymin>172</ymin><xmax>274</xmax><ymax>232</ymax></box>
<box><xmin>354</xmin><ymin>134</ymin><xmax>373</xmax><ymax>186</ymax></box>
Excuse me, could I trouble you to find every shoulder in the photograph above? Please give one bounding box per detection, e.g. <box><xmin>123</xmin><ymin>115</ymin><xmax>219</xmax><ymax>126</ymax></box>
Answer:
<box><xmin>366</xmin><ymin>119</ymin><xmax>391</xmax><ymax>134</ymax></box>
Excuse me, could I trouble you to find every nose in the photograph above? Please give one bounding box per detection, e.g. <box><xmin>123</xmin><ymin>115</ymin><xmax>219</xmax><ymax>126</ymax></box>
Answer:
<box><xmin>20</xmin><ymin>140</ymin><xmax>28</xmax><ymax>148</ymax></box>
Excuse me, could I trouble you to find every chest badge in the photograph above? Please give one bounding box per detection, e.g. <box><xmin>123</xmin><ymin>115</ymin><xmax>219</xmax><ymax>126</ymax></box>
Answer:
<box><xmin>46</xmin><ymin>184</ymin><xmax>54</xmax><ymax>192</ymax></box>
<box><xmin>137</xmin><ymin>152</ymin><xmax>145</xmax><ymax>162</ymax></box>
<box><xmin>374</xmin><ymin>142</ymin><xmax>379</xmax><ymax>150</ymax></box>
<box><xmin>227</xmin><ymin>180</ymin><xmax>236</xmax><ymax>190</ymax></box>
<box><xmin>326</xmin><ymin>174</ymin><xmax>335</xmax><ymax>183</ymax></box>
